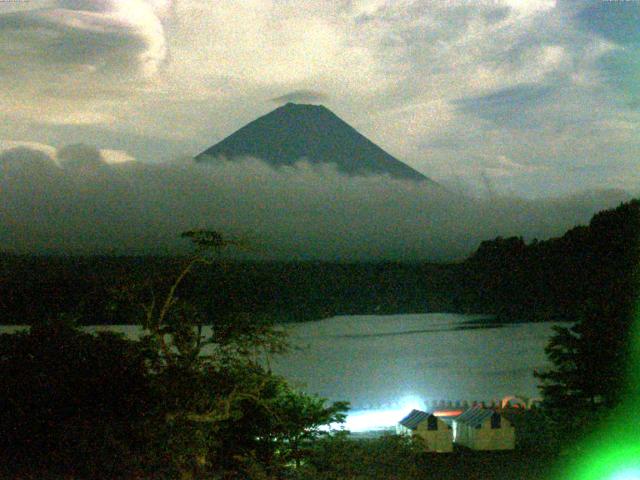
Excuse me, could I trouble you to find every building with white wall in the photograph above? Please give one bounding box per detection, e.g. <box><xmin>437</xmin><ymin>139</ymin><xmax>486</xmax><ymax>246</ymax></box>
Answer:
<box><xmin>453</xmin><ymin>407</ymin><xmax>515</xmax><ymax>450</ymax></box>
<box><xmin>397</xmin><ymin>409</ymin><xmax>453</xmax><ymax>452</ymax></box>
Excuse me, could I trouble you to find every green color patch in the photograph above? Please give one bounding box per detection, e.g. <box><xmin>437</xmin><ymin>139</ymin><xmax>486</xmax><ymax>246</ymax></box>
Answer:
<box><xmin>558</xmin><ymin>300</ymin><xmax>640</xmax><ymax>480</ymax></box>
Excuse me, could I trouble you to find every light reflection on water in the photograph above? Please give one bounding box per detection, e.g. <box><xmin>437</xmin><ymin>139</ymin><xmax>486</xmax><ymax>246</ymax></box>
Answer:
<box><xmin>0</xmin><ymin>313</ymin><xmax>566</xmax><ymax>431</ymax></box>
<box><xmin>272</xmin><ymin>313</ymin><xmax>566</xmax><ymax>429</ymax></box>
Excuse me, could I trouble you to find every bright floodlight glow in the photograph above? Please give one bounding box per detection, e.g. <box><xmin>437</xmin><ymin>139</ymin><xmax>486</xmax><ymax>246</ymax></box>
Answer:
<box><xmin>567</xmin><ymin>437</ymin><xmax>640</xmax><ymax>480</ymax></box>
<box><xmin>341</xmin><ymin>395</ymin><xmax>426</xmax><ymax>432</ymax></box>
<box><xmin>609</xmin><ymin>467</ymin><xmax>640</xmax><ymax>480</ymax></box>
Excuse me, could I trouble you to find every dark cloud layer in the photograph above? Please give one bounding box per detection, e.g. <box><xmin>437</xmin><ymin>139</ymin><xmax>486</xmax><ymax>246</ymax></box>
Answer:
<box><xmin>0</xmin><ymin>145</ymin><xmax>631</xmax><ymax>260</ymax></box>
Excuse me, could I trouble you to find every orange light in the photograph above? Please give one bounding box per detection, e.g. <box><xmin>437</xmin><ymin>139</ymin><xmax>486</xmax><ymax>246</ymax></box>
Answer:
<box><xmin>433</xmin><ymin>410</ymin><xmax>464</xmax><ymax>417</ymax></box>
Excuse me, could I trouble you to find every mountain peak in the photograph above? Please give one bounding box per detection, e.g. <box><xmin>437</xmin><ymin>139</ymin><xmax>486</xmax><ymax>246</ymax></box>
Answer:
<box><xmin>280</xmin><ymin>102</ymin><xmax>323</xmax><ymax>108</ymax></box>
<box><xmin>275</xmin><ymin>102</ymin><xmax>333</xmax><ymax>115</ymax></box>
<box><xmin>196</xmin><ymin>104</ymin><xmax>436</xmax><ymax>183</ymax></box>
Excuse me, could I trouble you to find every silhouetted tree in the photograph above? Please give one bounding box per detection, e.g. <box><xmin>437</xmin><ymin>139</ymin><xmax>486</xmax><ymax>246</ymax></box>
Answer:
<box><xmin>0</xmin><ymin>316</ymin><xmax>154</xmax><ymax>478</ymax></box>
<box><xmin>0</xmin><ymin>230</ymin><xmax>348</xmax><ymax>479</ymax></box>
<box><xmin>131</xmin><ymin>230</ymin><xmax>348</xmax><ymax>478</ymax></box>
<box><xmin>535</xmin><ymin>200</ymin><xmax>640</xmax><ymax>444</ymax></box>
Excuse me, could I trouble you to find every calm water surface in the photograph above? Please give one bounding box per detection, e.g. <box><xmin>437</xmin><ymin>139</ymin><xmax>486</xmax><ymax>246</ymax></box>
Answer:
<box><xmin>1</xmin><ymin>313</ymin><xmax>565</xmax><ymax>430</ymax></box>
<box><xmin>271</xmin><ymin>314</ymin><xmax>564</xmax><ymax>408</ymax></box>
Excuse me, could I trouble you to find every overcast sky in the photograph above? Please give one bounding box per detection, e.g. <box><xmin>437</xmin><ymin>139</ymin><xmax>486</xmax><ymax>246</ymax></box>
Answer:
<box><xmin>1</xmin><ymin>0</ymin><xmax>639</xmax><ymax>197</ymax></box>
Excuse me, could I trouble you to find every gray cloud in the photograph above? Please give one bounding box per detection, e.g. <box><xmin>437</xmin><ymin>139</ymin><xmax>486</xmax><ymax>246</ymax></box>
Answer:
<box><xmin>596</xmin><ymin>50</ymin><xmax>640</xmax><ymax>109</ymax></box>
<box><xmin>271</xmin><ymin>90</ymin><xmax>329</xmax><ymax>105</ymax></box>
<box><xmin>0</xmin><ymin>1</ymin><xmax>170</xmax><ymax>80</ymax></box>
<box><xmin>0</xmin><ymin>1</ymin><xmax>638</xmax><ymax>198</ymax></box>
<box><xmin>0</xmin><ymin>145</ymin><xmax>631</xmax><ymax>259</ymax></box>
<box><xmin>575</xmin><ymin>1</ymin><xmax>640</xmax><ymax>46</ymax></box>
<box><xmin>453</xmin><ymin>84</ymin><xmax>555</xmax><ymax>128</ymax></box>
<box><xmin>572</xmin><ymin>1</ymin><xmax>640</xmax><ymax>110</ymax></box>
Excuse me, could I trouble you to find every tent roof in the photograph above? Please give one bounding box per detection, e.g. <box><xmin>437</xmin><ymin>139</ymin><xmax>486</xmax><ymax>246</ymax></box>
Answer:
<box><xmin>454</xmin><ymin>407</ymin><xmax>499</xmax><ymax>427</ymax></box>
<box><xmin>398</xmin><ymin>409</ymin><xmax>433</xmax><ymax>430</ymax></box>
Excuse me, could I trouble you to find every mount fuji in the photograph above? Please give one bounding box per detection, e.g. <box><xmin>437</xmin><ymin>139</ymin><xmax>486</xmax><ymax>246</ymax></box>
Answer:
<box><xmin>196</xmin><ymin>103</ymin><xmax>435</xmax><ymax>184</ymax></box>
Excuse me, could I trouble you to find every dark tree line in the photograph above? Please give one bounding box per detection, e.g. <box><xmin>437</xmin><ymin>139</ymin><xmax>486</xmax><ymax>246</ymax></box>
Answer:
<box><xmin>459</xmin><ymin>200</ymin><xmax>640</xmax><ymax>446</ymax></box>
<box><xmin>535</xmin><ymin>200</ymin><xmax>640</xmax><ymax>445</ymax></box>
<box><xmin>0</xmin><ymin>233</ymin><xmax>348</xmax><ymax>479</ymax></box>
<box><xmin>0</xmin><ymin>256</ymin><xmax>457</xmax><ymax>325</ymax></box>
<box><xmin>456</xmin><ymin>199</ymin><xmax>640</xmax><ymax>326</ymax></box>
<box><xmin>1</xmin><ymin>200</ymin><xmax>638</xmax><ymax>331</ymax></box>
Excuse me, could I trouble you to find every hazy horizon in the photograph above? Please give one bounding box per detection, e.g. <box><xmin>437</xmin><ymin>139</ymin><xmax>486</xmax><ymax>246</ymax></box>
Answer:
<box><xmin>0</xmin><ymin>143</ymin><xmax>632</xmax><ymax>260</ymax></box>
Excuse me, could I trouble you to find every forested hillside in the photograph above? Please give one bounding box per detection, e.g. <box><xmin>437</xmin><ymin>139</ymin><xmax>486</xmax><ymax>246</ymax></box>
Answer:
<box><xmin>0</xmin><ymin>257</ymin><xmax>458</xmax><ymax>325</ymax></box>
<box><xmin>455</xmin><ymin>199</ymin><xmax>640</xmax><ymax>324</ymax></box>
<box><xmin>1</xmin><ymin>200</ymin><xmax>637</xmax><ymax>326</ymax></box>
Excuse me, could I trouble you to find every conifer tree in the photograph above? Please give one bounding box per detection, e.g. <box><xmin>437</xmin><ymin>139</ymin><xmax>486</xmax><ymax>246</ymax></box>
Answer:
<box><xmin>535</xmin><ymin>200</ymin><xmax>640</xmax><ymax>443</ymax></box>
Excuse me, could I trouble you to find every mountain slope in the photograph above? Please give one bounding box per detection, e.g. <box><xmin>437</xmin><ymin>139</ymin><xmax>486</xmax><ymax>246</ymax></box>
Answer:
<box><xmin>196</xmin><ymin>103</ymin><xmax>433</xmax><ymax>183</ymax></box>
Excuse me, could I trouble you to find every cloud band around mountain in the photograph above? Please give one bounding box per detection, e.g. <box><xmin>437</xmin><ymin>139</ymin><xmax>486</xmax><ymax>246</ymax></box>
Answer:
<box><xmin>0</xmin><ymin>144</ymin><xmax>630</xmax><ymax>260</ymax></box>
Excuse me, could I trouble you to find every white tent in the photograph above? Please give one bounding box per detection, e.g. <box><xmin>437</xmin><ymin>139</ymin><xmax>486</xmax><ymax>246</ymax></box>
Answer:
<box><xmin>453</xmin><ymin>407</ymin><xmax>515</xmax><ymax>451</ymax></box>
<box><xmin>397</xmin><ymin>409</ymin><xmax>453</xmax><ymax>452</ymax></box>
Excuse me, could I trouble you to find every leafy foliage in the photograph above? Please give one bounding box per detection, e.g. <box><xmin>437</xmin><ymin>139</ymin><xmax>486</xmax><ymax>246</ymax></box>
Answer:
<box><xmin>265</xmin><ymin>387</ymin><xmax>348</xmax><ymax>468</ymax></box>
<box><xmin>129</xmin><ymin>230</ymin><xmax>348</xmax><ymax>478</ymax></box>
<box><xmin>297</xmin><ymin>434</ymin><xmax>424</xmax><ymax>479</ymax></box>
<box><xmin>0</xmin><ymin>231</ymin><xmax>349</xmax><ymax>479</ymax></box>
<box><xmin>0</xmin><ymin>316</ymin><xmax>154</xmax><ymax>478</ymax></box>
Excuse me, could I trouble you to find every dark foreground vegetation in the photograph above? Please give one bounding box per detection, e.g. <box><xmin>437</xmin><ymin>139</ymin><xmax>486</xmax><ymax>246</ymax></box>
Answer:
<box><xmin>0</xmin><ymin>232</ymin><xmax>349</xmax><ymax>479</ymax></box>
<box><xmin>297</xmin><ymin>434</ymin><xmax>557</xmax><ymax>480</ymax></box>
<box><xmin>0</xmin><ymin>200</ymin><xmax>638</xmax><ymax>478</ymax></box>
<box><xmin>0</xmin><ymin>317</ymin><xmax>346</xmax><ymax>479</ymax></box>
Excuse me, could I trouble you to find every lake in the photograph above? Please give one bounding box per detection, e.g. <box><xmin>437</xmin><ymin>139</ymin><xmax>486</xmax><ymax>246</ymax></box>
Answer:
<box><xmin>0</xmin><ymin>313</ymin><xmax>565</xmax><ymax>431</ymax></box>
<box><xmin>270</xmin><ymin>313</ymin><xmax>565</xmax><ymax>430</ymax></box>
